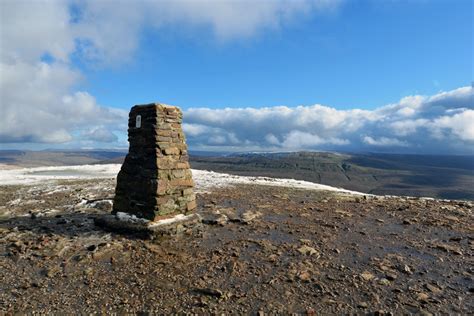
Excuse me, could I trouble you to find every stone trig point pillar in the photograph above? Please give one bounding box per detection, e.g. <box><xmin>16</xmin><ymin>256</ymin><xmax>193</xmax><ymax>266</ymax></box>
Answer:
<box><xmin>96</xmin><ymin>103</ymin><xmax>200</xmax><ymax>236</ymax></box>
<box><xmin>114</xmin><ymin>103</ymin><xmax>196</xmax><ymax>220</ymax></box>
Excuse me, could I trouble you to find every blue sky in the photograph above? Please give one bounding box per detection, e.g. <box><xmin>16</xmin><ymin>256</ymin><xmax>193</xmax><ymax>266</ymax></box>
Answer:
<box><xmin>1</xmin><ymin>0</ymin><xmax>473</xmax><ymax>153</ymax></box>
<box><xmin>80</xmin><ymin>0</ymin><xmax>472</xmax><ymax>110</ymax></box>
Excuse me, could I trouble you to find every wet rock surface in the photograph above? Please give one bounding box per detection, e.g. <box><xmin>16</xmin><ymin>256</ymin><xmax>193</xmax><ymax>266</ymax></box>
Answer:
<box><xmin>0</xmin><ymin>179</ymin><xmax>473</xmax><ymax>313</ymax></box>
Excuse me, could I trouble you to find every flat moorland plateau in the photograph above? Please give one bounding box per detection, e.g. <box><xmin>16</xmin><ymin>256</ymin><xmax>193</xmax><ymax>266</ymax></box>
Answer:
<box><xmin>2</xmin><ymin>150</ymin><xmax>474</xmax><ymax>200</ymax></box>
<box><xmin>0</xmin><ymin>167</ymin><xmax>472</xmax><ymax>314</ymax></box>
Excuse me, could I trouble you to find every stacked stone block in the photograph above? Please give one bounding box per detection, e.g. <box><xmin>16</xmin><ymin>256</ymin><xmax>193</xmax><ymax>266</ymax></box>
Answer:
<box><xmin>113</xmin><ymin>103</ymin><xmax>196</xmax><ymax>221</ymax></box>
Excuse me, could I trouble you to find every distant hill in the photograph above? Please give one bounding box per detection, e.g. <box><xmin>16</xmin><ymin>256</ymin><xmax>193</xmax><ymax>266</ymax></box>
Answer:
<box><xmin>190</xmin><ymin>152</ymin><xmax>474</xmax><ymax>200</ymax></box>
<box><xmin>1</xmin><ymin>150</ymin><xmax>473</xmax><ymax>200</ymax></box>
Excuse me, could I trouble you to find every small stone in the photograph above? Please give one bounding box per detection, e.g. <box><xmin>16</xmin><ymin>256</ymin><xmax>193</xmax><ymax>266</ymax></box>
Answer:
<box><xmin>175</xmin><ymin>224</ymin><xmax>185</xmax><ymax>234</ymax></box>
<box><xmin>416</xmin><ymin>292</ymin><xmax>429</xmax><ymax>302</ymax></box>
<box><xmin>425</xmin><ymin>284</ymin><xmax>442</xmax><ymax>294</ymax></box>
<box><xmin>435</xmin><ymin>243</ymin><xmax>463</xmax><ymax>255</ymax></box>
<box><xmin>360</xmin><ymin>271</ymin><xmax>375</xmax><ymax>281</ymax></box>
<box><xmin>194</xmin><ymin>288</ymin><xmax>223</xmax><ymax>298</ymax></box>
<box><xmin>298</xmin><ymin>271</ymin><xmax>311</xmax><ymax>282</ymax></box>
<box><xmin>306</xmin><ymin>308</ymin><xmax>316</xmax><ymax>315</ymax></box>
<box><xmin>378</xmin><ymin>278</ymin><xmax>391</xmax><ymax>285</ymax></box>
<box><xmin>186</xmin><ymin>200</ymin><xmax>197</xmax><ymax>212</ymax></box>
<box><xmin>87</xmin><ymin>244</ymin><xmax>97</xmax><ymax>252</ymax></box>
<box><xmin>84</xmin><ymin>267</ymin><xmax>93</xmax><ymax>276</ymax></box>
<box><xmin>297</xmin><ymin>245</ymin><xmax>319</xmax><ymax>256</ymax></box>
<box><xmin>268</xmin><ymin>254</ymin><xmax>278</xmax><ymax>262</ymax></box>
<box><xmin>45</xmin><ymin>268</ymin><xmax>58</xmax><ymax>278</ymax></box>
<box><xmin>399</xmin><ymin>264</ymin><xmax>413</xmax><ymax>274</ymax></box>
<box><xmin>241</xmin><ymin>211</ymin><xmax>262</xmax><ymax>224</ymax></box>
<box><xmin>94</xmin><ymin>200</ymin><xmax>113</xmax><ymax>211</ymax></box>
<box><xmin>164</xmin><ymin>147</ymin><xmax>180</xmax><ymax>155</ymax></box>
<box><xmin>444</xmin><ymin>215</ymin><xmax>459</xmax><ymax>222</ymax></box>
<box><xmin>202</xmin><ymin>214</ymin><xmax>228</xmax><ymax>226</ymax></box>
<box><xmin>385</xmin><ymin>273</ymin><xmax>397</xmax><ymax>281</ymax></box>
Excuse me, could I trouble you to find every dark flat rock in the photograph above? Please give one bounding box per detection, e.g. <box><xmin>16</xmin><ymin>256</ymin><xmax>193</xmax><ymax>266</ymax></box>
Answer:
<box><xmin>94</xmin><ymin>213</ymin><xmax>202</xmax><ymax>239</ymax></box>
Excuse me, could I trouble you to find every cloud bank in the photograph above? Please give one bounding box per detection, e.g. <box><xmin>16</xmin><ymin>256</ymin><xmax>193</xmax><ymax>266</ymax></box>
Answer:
<box><xmin>0</xmin><ymin>0</ymin><xmax>341</xmax><ymax>148</ymax></box>
<box><xmin>183</xmin><ymin>86</ymin><xmax>474</xmax><ymax>154</ymax></box>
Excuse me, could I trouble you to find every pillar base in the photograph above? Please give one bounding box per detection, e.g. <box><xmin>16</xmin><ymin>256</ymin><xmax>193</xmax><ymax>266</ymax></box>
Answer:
<box><xmin>94</xmin><ymin>212</ymin><xmax>202</xmax><ymax>239</ymax></box>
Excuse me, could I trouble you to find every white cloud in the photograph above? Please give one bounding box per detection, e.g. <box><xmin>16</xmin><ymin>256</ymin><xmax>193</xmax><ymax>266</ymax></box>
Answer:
<box><xmin>81</xmin><ymin>126</ymin><xmax>118</xmax><ymax>143</ymax></box>
<box><xmin>0</xmin><ymin>0</ymin><xmax>342</xmax><ymax>148</ymax></box>
<box><xmin>280</xmin><ymin>130</ymin><xmax>349</xmax><ymax>149</ymax></box>
<box><xmin>389</xmin><ymin>119</ymin><xmax>428</xmax><ymax>136</ymax></box>
<box><xmin>0</xmin><ymin>0</ymin><xmax>75</xmax><ymax>63</ymax></box>
<box><xmin>0</xmin><ymin>61</ymin><xmax>125</xmax><ymax>143</ymax></box>
<box><xmin>183</xmin><ymin>86</ymin><xmax>474</xmax><ymax>154</ymax></box>
<box><xmin>71</xmin><ymin>0</ymin><xmax>343</xmax><ymax>64</ymax></box>
<box><xmin>431</xmin><ymin>110</ymin><xmax>474</xmax><ymax>142</ymax></box>
<box><xmin>209</xmin><ymin>135</ymin><xmax>227</xmax><ymax>145</ymax></box>
<box><xmin>362</xmin><ymin>136</ymin><xmax>408</xmax><ymax>147</ymax></box>
<box><xmin>265</xmin><ymin>133</ymin><xmax>280</xmax><ymax>145</ymax></box>
<box><xmin>150</xmin><ymin>0</ymin><xmax>341</xmax><ymax>39</ymax></box>
<box><xmin>182</xmin><ymin>123</ymin><xmax>215</xmax><ymax>137</ymax></box>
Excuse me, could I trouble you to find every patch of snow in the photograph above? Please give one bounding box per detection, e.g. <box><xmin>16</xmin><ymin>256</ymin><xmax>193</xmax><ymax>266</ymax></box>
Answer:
<box><xmin>147</xmin><ymin>214</ymin><xmax>189</xmax><ymax>227</ymax></box>
<box><xmin>75</xmin><ymin>199</ymin><xmax>88</xmax><ymax>207</ymax></box>
<box><xmin>0</xmin><ymin>164</ymin><xmax>121</xmax><ymax>185</ymax></box>
<box><xmin>89</xmin><ymin>200</ymin><xmax>113</xmax><ymax>208</ymax></box>
<box><xmin>191</xmin><ymin>169</ymin><xmax>363</xmax><ymax>195</ymax></box>
<box><xmin>7</xmin><ymin>198</ymin><xmax>22</xmax><ymax>206</ymax></box>
<box><xmin>113</xmin><ymin>212</ymin><xmax>197</xmax><ymax>227</ymax></box>
<box><xmin>45</xmin><ymin>186</ymin><xmax>71</xmax><ymax>195</ymax></box>
<box><xmin>31</xmin><ymin>209</ymin><xmax>61</xmax><ymax>217</ymax></box>
<box><xmin>115</xmin><ymin>212</ymin><xmax>149</xmax><ymax>224</ymax></box>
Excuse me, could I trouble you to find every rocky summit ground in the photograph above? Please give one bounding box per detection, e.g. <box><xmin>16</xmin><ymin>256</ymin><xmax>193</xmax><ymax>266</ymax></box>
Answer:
<box><xmin>0</xmin><ymin>177</ymin><xmax>473</xmax><ymax>314</ymax></box>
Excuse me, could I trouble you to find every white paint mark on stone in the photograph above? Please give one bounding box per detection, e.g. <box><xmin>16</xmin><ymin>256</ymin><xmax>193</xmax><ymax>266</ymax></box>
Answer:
<box><xmin>135</xmin><ymin>115</ymin><xmax>141</xmax><ymax>128</ymax></box>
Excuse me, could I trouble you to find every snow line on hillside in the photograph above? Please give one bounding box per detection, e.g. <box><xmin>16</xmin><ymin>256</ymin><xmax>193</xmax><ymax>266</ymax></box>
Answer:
<box><xmin>191</xmin><ymin>169</ymin><xmax>362</xmax><ymax>195</ymax></box>
<box><xmin>0</xmin><ymin>164</ymin><xmax>362</xmax><ymax>195</ymax></box>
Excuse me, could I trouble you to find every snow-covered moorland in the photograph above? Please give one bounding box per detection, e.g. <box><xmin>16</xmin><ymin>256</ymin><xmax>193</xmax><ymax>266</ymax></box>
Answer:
<box><xmin>0</xmin><ymin>164</ymin><xmax>362</xmax><ymax>195</ymax></box>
